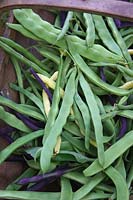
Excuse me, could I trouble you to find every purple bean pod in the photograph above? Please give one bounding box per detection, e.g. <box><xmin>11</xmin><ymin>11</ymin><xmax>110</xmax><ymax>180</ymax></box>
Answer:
<box><xmin>30</xmin><ymin>68</ymin><xmax>52</xmax><ymax>102</ymax></box>
<box><xmin>118</xmin><ymin>117</ymin><xmax>127</xmax><ymax>139</ymax></box>
<box><xmin>16</xmin><ymin>112</ymin><xmax>41</xmax><ymax>131</ymax></box>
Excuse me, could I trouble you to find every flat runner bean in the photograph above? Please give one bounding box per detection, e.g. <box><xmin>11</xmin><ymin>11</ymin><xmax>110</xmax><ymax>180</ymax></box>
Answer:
<box><xmin>40</xmin><ymin>70</ymin><xmax>76</xmax><ymax>172</ymax></box>
<box><xmin>79</xmin><ymin>74</ymin><xmax>105</xmax><ymax>166</ymax></box>
<box><xmin>92</xmin><ymin>15</ymin><xmax>122</xmax><ymax>56</ymax></box>
<box><xmin>84</xmin><ymin>130</ymin><xmax>133</xmax><ymax>176</ymax></box>
<box><xmin>83</xmin><ymin>13</ymin><xmax>95</xmax><ymax>47</ymax></box>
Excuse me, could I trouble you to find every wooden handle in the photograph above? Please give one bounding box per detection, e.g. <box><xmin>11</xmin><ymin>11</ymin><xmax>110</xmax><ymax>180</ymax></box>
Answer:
<box><xmin>0</xmin><ymin>0</ymin><xmax>133</xmax><ymax>21</ymax></box>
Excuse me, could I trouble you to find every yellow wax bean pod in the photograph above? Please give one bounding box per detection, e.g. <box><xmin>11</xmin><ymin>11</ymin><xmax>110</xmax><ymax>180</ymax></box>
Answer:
<box><xmin>50</xmin><ymin>71</ymin><xmax>59</xmax><ymax>81</ymax></box>
<box><xmin>120</xmin><ymin>80</ymin><xmax>133</xmax><ymax>89</ymax></box>
<box><xmin>54</xmin><ymin>136</ymin><xmax>62</xmax><ymax>155</ymax></box>
<box><xmin>37</xmin><ymin>74</ymin><xmax>64</xmax><ymax>97</ymax></box>
<box><xmin>42</xmin><ymin>90</ymin><xmax>51</xmax><ymax>117</ymax></box>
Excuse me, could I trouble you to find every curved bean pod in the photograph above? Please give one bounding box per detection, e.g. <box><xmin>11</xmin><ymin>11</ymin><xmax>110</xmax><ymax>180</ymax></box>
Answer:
<box><xmin>7</xmin><ymin>23</ymin><xmax>41</xmax><ymax>41</ymax></box>
<box><xmin>67</xmin><ymin>35</ymin><xmax>124</xmax><ymax>63</ymax></box>
<box><xmin>83</xmin><ymin>13</ymin><xmax>95</xmax><ymax>47</ymax></box>
<box><xmin>105</xmin><ymin>166</ymin><xmax>129</xmax><ymax>200</ymax></box>
<box><xmin>0</xmin><ymin>106</ymin><xmax>31</xmax><ymax>133</ymax></box>
<box><xmin>57</xmin><ymin>11</ymin><xmax>73</xmax><ymax>41</ymax></box>
<box><xmin>106</xmin><ymin>17</ymin><xmax>133</xmax><ymax>68</ymax></box>
<box><xmin>79</xmin><ymin>74</ymin><xmax>105</xmax><ymax>166</ymax></box>
<box><xmin>0</xmin><ymin>130</ymin><xmax>44</xmax><ymax>164</ymax></box>
<box><xmin>0</xmin><ymin>95</ymin><xmax>44</xmax><ymax>121</ymax></box>
<box><xmin>68</xmin><ymin>47</ymin><xmax>132</xmax><ymax>96</ymax></box>
<box><xmin>83</xmin><ymin>130</ymin><xmax>133</xmax><ymax>176</ymax></box>
<box><xmin>40</xmin><ymin>69</ymin><xmax>76</xmax><ymax>172</ymax></box>
<box><xmin>92</xmin><ymin>15</ymin><xmax>122</xmax><ymax>56</ymax></box>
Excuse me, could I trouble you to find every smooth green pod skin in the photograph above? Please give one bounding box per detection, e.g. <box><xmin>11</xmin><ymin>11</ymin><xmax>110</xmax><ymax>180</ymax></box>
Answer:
<box><xmin>0</xmin><ymin>130</ymin><xmax>44</xmax><ymax>164</ymax></box>
<box><xmin>54</xmin><ymin>14</ymin><xmax>61</xmax><ymax>28</ymax></box>
<box><xmin>120</xmin><ymin>27</ymin><xmax>133</xmax><ymax>37</ymax></box>
<box><xmin>62</xmin><ymin>131</ymin><xmax>87</xmax><ymax>153</ymax></box>
<box><xmin>63</xmin><ymin>171</ymin><xmax>88</xmax><ymax>185</ymax></box>
<box><xmin>64</xmin><ymin>121</ymin><xmax>82</xmax><ymax>137</ymax></box>
<box><xmin>40</xmin><ymin>70</ymin><xmax>76</xmax><ymax>172</ymax></box>
<box><xmin>95</xmin><ymin>95</ymin><xmax>115</xmax><ymax>137</ymax></box>
<box><xmin>13</xmin><ymin>9</ymin><xmax>67</xmax><ymax>49</ymax></box>
<box><xmin>92</xmin><ymin>15</ymin><xmax>122</xmax><ymax>56</ymax></box>
<box><xmin>80</xmin><ymin>192</ymin><xmax>111</xmax><ymax>200</ymax></box>
<box><xmin>105</xmin><ymin>166</ymin><xmax>129</xmax><ymax>200</ymax></box>
<box><xmin>59</xmin><ymin>150</ymin><xmax>95</xmax><ymax>163</ymax></box>
<box><xmin>83</xmin><ymin>130</ymin><xmax>133</xmax><ymax>176</ymax></box>
<box><xmin>79</xmin><ymin>74</ymin><xmax>105</xmax><ymax>166</ymax></box>
<box><xmin>112</xmin><ymin>72</ymin><xmax>123</xmax><ymax>86</ymax></box>
<box><xmin>60</xmin><ymin>177</ymin><xmax>73</xmax><ymax>200</ymax></box>
<box><xmin>115</xmin><ymin>157</ymin><xmax>126</xmax><ymax>179</ymax></box>
<box><xmin>61</xmin><ymin>56</ymin><xmax>71</xmax><ymax>88</ymax></box>
<box><xmin>57</xmin><ymin>11</ymin><xmax>73</xmax><ymax>41</ymax></box>
<box><xmin>101</xmin><ymin>110</ymin><xmax>133</xmax><ymax>121</ymax></box>
<box><xmin>0</xmin><ymin>41</ymin><xmax>49</xmax><ymax>77</ymax></box>
<box><xmin>73</xmin><ymin>101</ymin><xmax>85</xmax><ymax>135</ymax></box>
<box><xmin>36</xmin><ymin>46</ymin><xmax>60</xmax><ymax>65</ymax></box>
<box><xmin>68</xmin><ymin>48</ymin><xmax>132</xmax><ymax>96</ymax></box>
<box><xmin>10</xmin><ymin>84</ymin><xmax>45</xmax><ymax>117</ymax></box>
<box><xmin>67</xmin><ymin>35</ymin><xmax>124</xmax><ymax>64</ymax></box>
<box><xmin>89</xmin><ymin>62</ymin><xmax>133</xmax><ymax>77</ymax></box>
<box><xmin>0</xmin><ymin>191</ymin><xmax>60</xmax><ymax>200</ymax></box>
<box><xmin>124</xmin><ymin>34</ymin><xmax>133</xmax><ymax>48</ymax></box>
<box><xmin>21</xmin><ymin>70</ymin><xmax>42</xmax><ymax>99</ymax></box>
<box><xmin>0</xmin><ymin>37</ymin><xmax>46</xmax><ymax>71</ymax></box>
<box><xmin>0</xmin><ymin>95</ymin><xmax>44</xmax><ymax>121</ymax></box>
<box><xmin>106</xmin><ymin>17</ymin><xmax>133</xmax><ymax>68</ymax></box>
<box><xmin>7</xmin><ymin>23</ymin><xmax>41</xmax><ymax>40</ymax></box>
<box><xmin>73</xmin><ymin>173</ymin><xmax>105</xmax><ymax>200</ymax></box>
<box><xmin>74</xmin><ymin>93</ymin><xmax>91</xmax><ymax>150</ymax></box>
<box><xmin>42</xmin><ymin>56</ymin><xmax>63</xmax><ymax>143</ymax></box>
<box><xmin>11</xmin><ymin>57</ymin><xmax>25</xmax><ymax>104</ymax></box>
<box><xmin>13</xmin><ymin>9</ymin><xmax>124</xmax><ymax>64</ymax></box>
<box><xmin>127</xmin><ymin>165</ymin><xmax>133</xmax><ymax>188</ymax></box>
<box><xmin>0</xmin><ymin>106</ymin><xmax>31</xmax><ymax>133</ymax></box>
<box><xmin>83</xmin><ymin>13</ymin><xmax>95</xmax><ymax>47</ymax></box>
<box><xmin>64</xmin><ymin>172</ymin><xmax>115</xmax><ymax>193</ymax></box>
<box><xmin>60</xmin><ymin>141</ymin><xmax>74</xmax><ymax>151</ymax></box>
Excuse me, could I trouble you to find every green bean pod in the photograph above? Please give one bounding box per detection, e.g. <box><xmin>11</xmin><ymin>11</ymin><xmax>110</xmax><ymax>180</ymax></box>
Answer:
<box><xmin>0</xmin><ymin>95</ymin><xmax>44</xmax><ymax>121</ymax></box>
<box><xmin>67</xmin><ymin>35</ymin><xmax>124</xmax><ymax>63</ymax></box>
<box><xmin>106</xmin><ymin>17</ymin><xmax>133</xmax><ymax>68</ymax></box>
<box><xmin>0</xmin><ymin>191</ymin><xmax>60</xmax><ymax>200</ymax></box>
<box><xmin>73</xmin><ymin>173</ymin><xmax>105</xmax><ymax>200</ymax></box>
<box><xmin>83</xmin><ymin>130</ymin><xmax>133</xmax><ymax>176</ymax></box>
<box><xmin>74</xmin><ymin>93</ymin><xmax>91</xmax><ymax>150</ymax></box>
<box><xmin>105</xmin><ymin>166</ymin><xmax>129</xmax><ymax>200</ymax></box>
<box><xmin>0</xmin><ymin>106</ymin><xmax>31</xmax><ymax>133</ymax></box>
<box><xmin>60</xmin><ymin>177</ymin><xmax>73</xmax><ymax>200</ymax></box>
<box><xmin>79</xmin><ymin>74</ymin><xmax>105</xmax><ymax>166</ymax></box>
<box><xmin>36</xmin><ymin>46</ymin><xmax>60</xmax><ymax>65</ymax></box>
<box><xmin>68</xmin><ymin>47</ymin><xmax>132</xmax><ymax>96</ymax></box>
<box><xmin>83</xmin><ymin>13</ymin><xmax>95</xmax><ymax>47</ymax></box>
<box><xmin>0</xmin><ymin>130</ymin><xmax>44</xmax><ymax>164</ymax></box>
<box><xmin>13</xmin><ymin>9</ymin><xmax>67</xmax><ymax>49</ymax></box>
<box><xmin>0</xmin><ymin>37</ymin><xmax>46</xmax><ymax>71</ymax></box>
<box><xmin>0</xmin><ymin>41</ymin><xmax>49</xmax><ymax>76</ymax></box>
<box><xmin>7</xmin><ymin>23</ymin><xmax>41</xmax><ymax>41</ymax></box>
<box><xmin>11</xmin><ymin>57</ymin><xmax>25</xmax><ymax>104</ymax></box>
<box><xmin>92</xmin><ymin>15</ymin><xmax>122</xmax><ymax>56</ymax></box>
<box><xmin>40</xmin><ymin>69</ymin><xmax>76</xmax><ymax>172</ymax></box>
<box><xmin>57</xmin><ymin>11</ymin><xmax>73</xmax><ymax>41</ymax></box>
<box><xmin>10</xmin><ymin>84</ymin><xmax>45</xmax><ymax>117</ymax></box>
<box><xmin>42</xmin><ymin>55</ymin><xmax>63</xmax><ymax>143</ymax></box>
